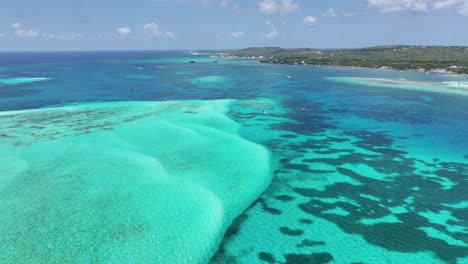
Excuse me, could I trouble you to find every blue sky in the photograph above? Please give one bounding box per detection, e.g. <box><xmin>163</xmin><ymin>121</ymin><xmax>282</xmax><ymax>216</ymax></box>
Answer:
<box><xmin>0</xmin><ymin>0</ymin><xmax>467</xmax><ymax>51</ymax></box>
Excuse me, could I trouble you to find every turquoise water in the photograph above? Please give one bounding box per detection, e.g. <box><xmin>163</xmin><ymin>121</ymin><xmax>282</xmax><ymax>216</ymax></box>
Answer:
<box><xmin>0</xmin><ymin>51</ymin><xmax>467</xmax><ymax>263</ymax></box>
<box><xmin>0</xmin><ymin>100</ymin><xmax>270</xmax><ymax>263</ymax></box>
<box><xmin>327</xmin><ymin>76</ymin><xmax>468</xmax><ymax>96</ymax></box>
<box><xmin>0</xmin><ymin>77</ymin><xmax>50</xmax><ymax>85</ymax></box>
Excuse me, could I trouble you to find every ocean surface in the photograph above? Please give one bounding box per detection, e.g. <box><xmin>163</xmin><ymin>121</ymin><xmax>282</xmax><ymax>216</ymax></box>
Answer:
<box><xmin>0</xmin><ymin>51</ymin><xmax>467</xmax><ymax>264</ymax></box>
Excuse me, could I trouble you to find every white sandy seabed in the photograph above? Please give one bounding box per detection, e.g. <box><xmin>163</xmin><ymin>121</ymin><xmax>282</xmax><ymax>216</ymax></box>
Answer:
<box><xmin>0</xmin><ymin>99</ymin><xmax>271</xmax><ymax>263</ymax></box>
<box><xmin>327</xmin><ymin>77</ymin><xmax>468</xmax><ymax>96</ymax></box>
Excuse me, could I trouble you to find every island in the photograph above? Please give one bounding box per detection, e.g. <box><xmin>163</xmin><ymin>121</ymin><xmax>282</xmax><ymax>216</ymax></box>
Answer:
<box><xmin>217</xmin><ymin>46</ymin><xmax>468</xmax><ymax>74</ymax></box>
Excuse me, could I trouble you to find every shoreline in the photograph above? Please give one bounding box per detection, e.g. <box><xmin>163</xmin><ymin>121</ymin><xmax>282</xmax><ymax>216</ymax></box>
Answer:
<box><xmin>211</xmin><ymin>53</ymin><xmax>468</xmax><ymax>76</ymax></box>
<box><xmin>256</xmin><ymin>59</ymin><xmax>468</xmax><ymax>76</ymax></box>
<box><xmin>213</xmin><ymin>45</ymin><xmax>468</xmax><ymax>75</ymax></box>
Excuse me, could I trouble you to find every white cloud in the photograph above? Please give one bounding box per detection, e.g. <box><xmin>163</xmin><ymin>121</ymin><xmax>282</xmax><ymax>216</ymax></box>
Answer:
<box><xmin>325</xmin><ymin>8</ymin><xmax>337</xmax><ymax>17</ymax></box>
<box><xmin>218</xmin><ymin>0</ymin><xmax>254</xmax><ymax>12</ymax></box>
<box><xmin>0</xmin><ymin>33</ymin><xmax>4</xmax><ymax>38</ymax></box>
<box><xmin>143</xmin><ymin>22</ymin><xmax>175</xmax><ymax>39</ymax></box>
<box><xmin>41</xmin><ymin>33</ymin><xmax>55</xmax><ymax>39</ymax></box>
<box><xmin>165</xmin><ymin>31</ymin><xmax>176</xmax><ymax>39</ymax></box>
<box><xmin>11</xmin><ymin>23</ymin><xmax>21</xmax><ymax>29</ymax></box>
<box><xmin>368</xmin><ymin>0</ymin><xmax>468</xmax><ymax>15</ymax></box>
<box><xmin>10</xmin><ymin>22</ymin><xmax>84</xmax><ymax>41</ymax></box>
<box><xmin>230</xmin><ymin>31</ymin><xmax>245</xmax><ymax>39</ymax></box>
<box><xmin>16</xmin><ymin>29</ymin><xmax>39</xmax><ymax>38</ymax></box>
<box><xmin>434</xmin><ymin>0</ymin><xmax>460</xmax><ymax>8</ymax></box>
<box><xmin>303</xmin><ymin>16</ymin><xmax>317</xmax><ymax>26</ymax></box>
<box><xmin>144</xmin><ymin>22</ymin><xmax>161</xmax><ymax>36</ymax></box>
<box><xmin>434</xmin><ymin>0</ymin><xmax>468</xmax><ymax>15</ymax></box>
<box><xmin>460</xmin><ymin>2</ymin><xmax>468</xmax><ymax>15</ymax></box>
<box><xmin>259</xmin><ymin>0</ymin><xmax>299</xmax><ymax>14</ymax></box>
<box><xmin>58</xmin><ymin>33</ymin><xmax>82</xmax><ymax>40</ymax></box>
<box><xmin>368</xmin><ymin>0</ymin><xmax>429</xmax><ymax>13</ymax></box>
<box><xmin>265</xmin><ymin>27</ymin><xmax>279</xmax><ymax>39</ymax></box>
<box><xmin>11</xmin><ymin>23</ymin><xmax>39</xmax><ymax>38</ymax></box>
<box><xmin>151</xmin><ymin>0</ymin><xmax>253</xmax><ymax>12</ymax></box>
<box><xmin>116</xmin><ymin>26</ymin><xmax>131</xmax><ymax>36</ymax></box>
<box><xmin>151</xmin><ymin>0</ymin><xmax>211</xmax><ymax>4</ymax></box>
<box><xmin>41</xmin><ymin>32</ymin><xmax>82</xmax><ymax>40</ymax></box>
<box><xmin>259</xmin><ymin>0</ymin><xmax>279</xmax><ymax>14</ymax></box>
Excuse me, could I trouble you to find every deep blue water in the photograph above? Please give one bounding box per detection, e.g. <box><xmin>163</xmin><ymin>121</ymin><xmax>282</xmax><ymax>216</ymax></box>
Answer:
<box><xmin>0</xmin><ymin>51</ymin><xmax>467</xmax><ymax>263</ymax></box>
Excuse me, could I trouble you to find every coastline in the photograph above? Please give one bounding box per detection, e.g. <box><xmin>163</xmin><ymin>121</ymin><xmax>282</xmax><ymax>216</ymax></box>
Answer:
<box><xmin>214</xmin><ymin>46</ymin><xmax>468</xmax><ymax>75</ymax></box>
<box><xmin>255</xmin><ymin>58</ymin><xmax>468</xmax><ymax>76</ymax></box>
<box><xmin>210</xmin><ymin>53</ymin><xmax>468</xmax><ymax>76</ymax></box>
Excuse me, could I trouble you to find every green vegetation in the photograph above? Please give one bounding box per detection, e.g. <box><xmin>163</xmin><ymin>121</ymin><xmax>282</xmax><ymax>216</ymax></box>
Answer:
<box><xmin>227</xmin><ymin>46</ymin><xmax>468</xmax><ymax>74</ymax></box>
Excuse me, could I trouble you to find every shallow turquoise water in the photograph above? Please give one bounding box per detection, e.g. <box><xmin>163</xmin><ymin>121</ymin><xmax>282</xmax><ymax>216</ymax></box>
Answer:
<box><xmin>0</xmin><ymin>100</ymin><xmax>271</xmax><ymax>263</ymax></box>
<box><xmin>327</xmin><ymin>76</ymin><xmax>468</xmax><ymax>96</ymax></box>
<box><xmin>0</xmin><ymin>77</ymin><xmax>50</xmax><ymax>85</ymax></box>
<box><xmin>0</xmin><ymin>51</ymin><xmax>467</xmax><ymax>263</ymax></box>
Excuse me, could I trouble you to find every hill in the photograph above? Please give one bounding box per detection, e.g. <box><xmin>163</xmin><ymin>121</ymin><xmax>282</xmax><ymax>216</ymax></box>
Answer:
<box><xmin>227</xmin><ymin>46</ymin><xmax>468</xmax><ymax>74</ymax></box>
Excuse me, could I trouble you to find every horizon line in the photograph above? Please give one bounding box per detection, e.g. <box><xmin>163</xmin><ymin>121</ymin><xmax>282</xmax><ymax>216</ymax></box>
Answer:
<box><xmin>1</xmin><ymin>44</ymin><xmax>468</xmax><ymax>53</ymax></box>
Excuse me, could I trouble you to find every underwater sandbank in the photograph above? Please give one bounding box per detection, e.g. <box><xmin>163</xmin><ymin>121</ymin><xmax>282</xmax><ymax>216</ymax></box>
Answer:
<box><xmin>189</xmin><ymin>75</ymin><xmax>231</xmax><ymax>88</ymax></box>
<box><xmin>0</xmin><ymin>77</ymin><xmax>50</xmax><ymax>85</ymax></box>
<box><xmin>327</xmin><ymin>77</ymin><xmax>468</xmax><ymax>96</ymax></box>
<box><xmin>0</xmin><ymin>100</ymin><xmax>271</xmax><ymax>263</ymax></box>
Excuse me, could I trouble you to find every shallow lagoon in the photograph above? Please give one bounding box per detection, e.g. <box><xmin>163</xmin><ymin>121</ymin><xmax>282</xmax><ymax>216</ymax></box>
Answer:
<box><xmin>0</xmin><ymin>77</ymin><xmax>50</xmax><ymax>85</ymax></box>
<box><xmin>0</xmin><ymin>100</ymin><xmax>271</xmax><ymax>263</ymax></box>
<box><xmin>0</xmin><ymin>51</ymin><xmax>467</xmax><ymax>263</ymax></box>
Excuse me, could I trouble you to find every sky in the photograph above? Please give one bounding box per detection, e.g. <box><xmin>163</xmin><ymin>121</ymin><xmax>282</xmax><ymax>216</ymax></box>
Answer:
<box><xmin>0</xmin><ymin>0</ymin><xmax>467</xmax><ymax>51</ymax></box>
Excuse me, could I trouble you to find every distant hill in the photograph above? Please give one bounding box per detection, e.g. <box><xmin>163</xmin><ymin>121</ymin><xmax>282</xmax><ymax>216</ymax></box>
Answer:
<box><xmin>233</xmin><ymin>47</ymin><xmax>320</xmax><ymax>57</ymax></box>
<box><xmin>227</xmin><ymin>46</ymin><xmax>468</xmax><ymax>74</ymax></box>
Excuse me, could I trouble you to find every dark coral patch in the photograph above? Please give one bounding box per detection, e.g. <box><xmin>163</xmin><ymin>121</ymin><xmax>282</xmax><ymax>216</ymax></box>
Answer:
<box><xmin>273</xmin><ymin>169</ymin><xmax>284</xmax><ymax>175</ymax></box>
<box><xmin>223</xmin><ymin>214</ymin><xmax>248</xmax><ymax>240</ymax></box>
<box><xmin>274</xmin><ymin>195</ymin><xmax>295</xmax><ymax>202</ymax></box>
<box><xmin>347</xmin><ymin>130</ymin><xmax>394</xmax><ymax>148</ymax></box>
<box><xmin>263</xmin><ymin>207</ymin><xmax>282</xmax><ymax>215</ymax></box>
<box><xmin>258</xmin><ymin>252</ymin><xmax>276</xmax><ymax>263</ymax></box>
<box><xmin>297</xmin><ymin>239</ymin><xmax>325</xmax><ymax>248</ymax></box>
<box><xmin>336</xmin><ymin>167</ymin><xmax>364</xmax><ymax>178</ymax></box>
<box><xmin>280</xmin><ymin>134</ymin><xmax>298</xmax><ymax>139</ymax></box>
<box><xmin>299</xmin><ymin>218</ymin><xmax>314</xmax><ymax>224</ymax></box>
<box><xmin>269</xmin><ymin>119</ymin><xmax>334</xmax><ymax>135</ymax></box>
<box><xmin>213</xmin><ymin>213</ymin><xmax>249</xmax><ymax>256</ymax></box>
<box><xmin>224</xmin><ymin>95</ymin><xmax>468</xmax><ymax>264</ymax></box>
<box><xmin>280</xmin><ymin>227</ymin><xmax>304</xmax><ymax>236</ymax></box>
<box><xmin>372</xmin><ymin>147</ymin><xmax>407</xmax><ymax>156</ymax></box>
<box><xmin>284</xmin><ymin>252</ymin><xmax>334</xmax><ymax>264</ymax></box>
<box><xmin>294</xmin><ymin>168</ymin><xmax>468</xmax><ymax>264</ymax></box>
<box><xmin>327</xmin><ymin>136</ymin><xmax>349</xmax><ymax>142</ymax></box>
<box><xmin>280</xmin><ymin>158</ymin><xmax>315</xmax><ymax>173</ymax></box>
<box><xmin>313</xmin><ymin>149</ymin><xmax>354</xmax><ymax>155</ymax></box>
<box><xmin>257</xmin><ymin>198</ymin><xmax>282</xmax><ymax>215</ymax></box>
